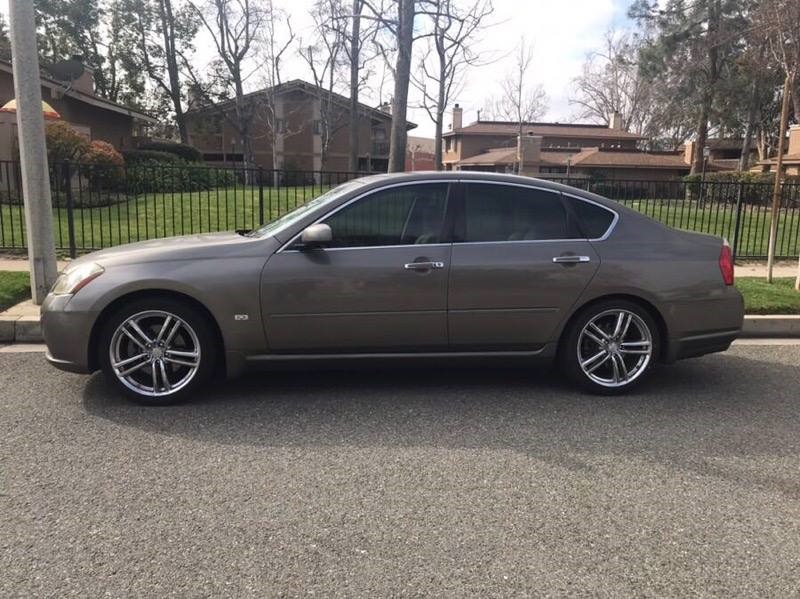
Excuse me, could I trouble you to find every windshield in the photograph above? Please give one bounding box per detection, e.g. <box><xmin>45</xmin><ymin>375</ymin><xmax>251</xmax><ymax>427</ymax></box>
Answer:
<box><xmin>250</xmin><ymin>179</ymin><xmax>368</xmax><ymax>238</ymax></box>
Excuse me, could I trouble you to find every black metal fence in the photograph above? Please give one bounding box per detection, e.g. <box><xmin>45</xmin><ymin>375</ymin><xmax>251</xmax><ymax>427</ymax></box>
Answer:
<box><xmin>1</xmin><ymin>160</ymin><xmax>799</xmax><ymax>260</ymax></box>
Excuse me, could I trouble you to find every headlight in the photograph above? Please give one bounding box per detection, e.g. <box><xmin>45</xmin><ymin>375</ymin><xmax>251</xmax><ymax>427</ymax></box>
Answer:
<box><xmin>51</xmin><ymin>262</ymin><xmax>105</xmax><ymax>296</ymax></box>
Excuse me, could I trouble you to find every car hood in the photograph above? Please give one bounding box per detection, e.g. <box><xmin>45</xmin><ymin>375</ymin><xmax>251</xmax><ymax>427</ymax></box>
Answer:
<box><xmin>67</xmin><ymin>232</ymin><xmax>275</xmax><ymax>269</ymax></box>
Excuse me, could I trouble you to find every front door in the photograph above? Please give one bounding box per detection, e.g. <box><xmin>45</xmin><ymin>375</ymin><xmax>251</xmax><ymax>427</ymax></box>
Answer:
<box><xmin>262</xmin><ymin>182</ymin><xmax>453</xmax><ymax>352</ymax></box>
<box><xmin>448</xmin><ymin>182</ymin><xmax>600</xmax><ymax>349</ymax></box>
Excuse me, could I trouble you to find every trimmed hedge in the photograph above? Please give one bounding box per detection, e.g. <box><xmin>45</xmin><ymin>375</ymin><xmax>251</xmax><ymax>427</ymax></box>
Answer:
<box><xmin>122</xmin><ymin>149</ymin><xmax>183</xmax><ymax>165</ymax></box>
<box><xmin>683</xmin><ymin>171</ymin><xmax>800</xmax><ymax>184</ymax></box>
<box><xmin>124</xmin><ymin>160</ymin><xmax>238</xmax><ymax>194</ymax></box>
<box><xmin>137</xmin><ymin>141</ymin><xmax>204</xmax><ymax>162</ymax></box>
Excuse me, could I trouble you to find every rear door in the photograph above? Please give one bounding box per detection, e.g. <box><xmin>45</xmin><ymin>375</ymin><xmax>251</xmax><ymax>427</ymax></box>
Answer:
<box><xmin>447</xmin><ymin>181</ymin><xmax>601</xmax><ymax>349</ymax></box>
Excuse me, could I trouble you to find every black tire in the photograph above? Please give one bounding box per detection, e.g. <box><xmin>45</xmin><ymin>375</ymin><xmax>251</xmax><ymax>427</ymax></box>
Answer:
<box><xmin>559</xmin><ymin>299</ymin><xmax>660</xmax><ymax>395</ymax></box>
<box><xmin>98</xmin><ymin>297</ymin><xmax>218</xmax><ymax>405</ymax></box>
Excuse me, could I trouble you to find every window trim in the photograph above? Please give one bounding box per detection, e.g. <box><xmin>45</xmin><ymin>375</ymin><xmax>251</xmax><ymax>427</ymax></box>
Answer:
<box><xmin>278</xmin><ymin>180</ymin><xmax>460</xmax><ymax>253</ymax></box>
<box><xmin>452</xmin><ymin>181</ymin><xmax>619</xmax><ymax>245</ymax></box>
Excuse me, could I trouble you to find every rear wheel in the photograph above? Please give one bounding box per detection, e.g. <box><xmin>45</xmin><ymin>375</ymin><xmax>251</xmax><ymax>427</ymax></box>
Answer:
<box><xmin>560</xmin><ymin>300</ymin><xmax>659</xmax><ymax>394</ymax></box>
<box><xmin>98</xmin><ymin>298</ymin><xmax>217</xmax><ymax>405</ymax></box>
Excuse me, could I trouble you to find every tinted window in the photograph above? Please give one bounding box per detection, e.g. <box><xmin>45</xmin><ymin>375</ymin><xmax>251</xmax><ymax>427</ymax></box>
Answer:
<box><xmin>322</xmin><ymin>183</ymin><xmax>449</xmax><ymax>248</ymax></box>
<box><xmin>461</xmin><ymin>184</ymin><xmax>572</xmax><ymax>242</ymax></box>
<box><xmin>568</xmin><ymin>197</ymin><xmax>615</xmax><ymax>238</ymax></box>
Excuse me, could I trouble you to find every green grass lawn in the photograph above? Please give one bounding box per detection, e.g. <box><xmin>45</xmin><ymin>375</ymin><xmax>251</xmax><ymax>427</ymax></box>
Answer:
<box><xmin>0</xmin><ymin>271</ymin><xmax>31</xmax><ymax>312</ymax></box>
<box><xmin>1</xmin><ymin>187</ymin><xmax>799</xmax><ymax>259</ymax></box>
<box><xmin>0</xmin><ymin>186</ymin><xmax>325</xmax><ymax>250</ymax></box>
<box><xmin>735</xmin><ymin>277</ymin><xmax>800</xmax><ymax>315</ymax></box>
<box><xmin>622</xmin><ymin>199</ymin><xmax>800</xmax><ymax>259</ymax></box>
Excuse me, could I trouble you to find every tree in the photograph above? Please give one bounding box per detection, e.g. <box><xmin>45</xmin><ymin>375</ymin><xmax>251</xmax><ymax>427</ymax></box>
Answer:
<box><xmin>751</xmin><ymin>0</ymin><xmax>800</xmax><ymax>284</ymax></box>
<box><xmin>186</xmin><ymin>0</ymin><xmax>266</xmax><ymax>168</ymax></box>
<box><xmin>130</xmin><ymin>0</ymin><xmax>199</xmax><ymax>143</ymax></box>
<box><xmin>482</xmin><ymin>37</ymin><xmax>548</xmax><ymax>173</ymax></box>
<box><xmin>631</xmin><ymin>0</ymin><xmax>750</xmax><ymax>174</ymax></box>
<box><xmin>570</xmin><ymin>30</ymin><xmax>657</xmax><ymax>137</ymax></box>
<box><xmin>0</xmin><ymin>13</ymin><xmax>11</xmax><ymax>60</ymax></box>
<box><xmin>301</xmin><ymin>1</ymin><xmax>350</xmax><ymax>170</ymax></box>
<box><xmin>412</xmin><ymin>0</ymin><xmax>493</xmax><ymax>169</ymax></box>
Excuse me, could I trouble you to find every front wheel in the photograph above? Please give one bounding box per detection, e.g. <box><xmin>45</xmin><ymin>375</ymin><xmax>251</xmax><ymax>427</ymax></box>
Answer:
<box><xmin>560</xmin><ymin>300</ymin><xmax>659</xmax><ymax>394</ymax></box>
<box><xmin>98</xmin><ymin>298</ymin><xmax>218</xmax><ymax>405</ymax></box>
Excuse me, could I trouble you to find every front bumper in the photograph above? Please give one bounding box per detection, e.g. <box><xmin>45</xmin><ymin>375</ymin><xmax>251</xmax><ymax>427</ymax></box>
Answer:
<box><xmin>41</xmin><ymin>293</ymin><xmax>97</xmax><ymax>374</ymax></box>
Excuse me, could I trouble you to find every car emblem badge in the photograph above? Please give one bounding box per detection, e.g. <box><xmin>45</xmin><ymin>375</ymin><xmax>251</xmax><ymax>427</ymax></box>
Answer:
<box><xmin>234</xmin><ymin>314</ymin><xmax>249</xmax><ymax>321</ymax></box>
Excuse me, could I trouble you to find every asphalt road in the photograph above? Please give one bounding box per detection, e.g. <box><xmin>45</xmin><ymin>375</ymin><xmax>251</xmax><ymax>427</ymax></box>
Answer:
<box><xmin>2</xmin><ymin>345</ymin><xmax>800</xmax><ymax>597</ymax></box>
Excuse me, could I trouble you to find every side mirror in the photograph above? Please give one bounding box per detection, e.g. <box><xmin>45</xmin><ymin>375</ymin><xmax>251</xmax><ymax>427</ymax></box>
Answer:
<box><xmin>300</xmin><ymin>223</ymin><xmax>332</xmax><ymax>248</ymax></box>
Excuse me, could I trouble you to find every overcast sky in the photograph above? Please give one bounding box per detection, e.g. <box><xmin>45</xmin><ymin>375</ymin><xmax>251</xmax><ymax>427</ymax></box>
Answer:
<box><xmin>3</xmin><ymin>0</ymin><xmax>640</xmax><ymax>138</ymax></box>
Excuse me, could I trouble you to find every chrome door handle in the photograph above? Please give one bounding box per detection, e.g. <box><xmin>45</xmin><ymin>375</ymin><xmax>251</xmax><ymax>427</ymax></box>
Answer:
<box><xmin>404</xmin><ymin>261</ymin><xmax>445</xmax><ymax>270</ymax></box>
<box><xmin>552</xmin><ymin>255</ymin><xmax>591</xmax><ymax>264</ymax></box>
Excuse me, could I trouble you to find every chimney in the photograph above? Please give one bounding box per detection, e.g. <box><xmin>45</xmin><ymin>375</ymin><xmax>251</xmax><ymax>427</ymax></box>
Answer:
<box><xmin>379</xmin><ymin>101</ymin><xmax>392</xmax><ymax>115</ymax></box>
<box><xmin>70</xmin><ymin>55</ymin><xmax>94</xmax><ymax>95</ymax></box>
<box><xmin>610</xmin><ymin>110</ymin><xmax>623</xmax><ymax>131</ymax></box>
<box><xmin>789</xmin><ymin>125</ymin><xmax>800</xmax><ymax>156</ymax></box>
<box><xmin>517</xmin><ymin>133</ymin><xmax>542</xmax><ymax>176</ymax></box>
<box><xmin>452</xmin><ymin>103</ymin><xmax>463</xmax><ymax>130</ymax></box>
<box><xmin>683</xmin><ymin>140</ymin><xmax>695</xmax><ymax>165</ymax></box>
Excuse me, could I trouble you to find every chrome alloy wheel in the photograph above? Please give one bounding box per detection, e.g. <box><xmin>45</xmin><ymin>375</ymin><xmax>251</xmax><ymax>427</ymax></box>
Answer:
<box><xmin>109</xmin><ymin>310</ymin><xmax>201</xmax><ymax>397</ymax></box>
<box><xmin>577</xmin><ymin>309</ymin><xmax>653</xmax><ymax>388</ymax></box>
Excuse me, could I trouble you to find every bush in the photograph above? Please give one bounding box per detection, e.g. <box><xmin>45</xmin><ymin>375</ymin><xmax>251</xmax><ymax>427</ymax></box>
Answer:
<box><xmin>124</xmin><ymin>160</ymin><xmax>238</xmax><ymax>194</ymax></box>
<box><xmin>122</xmin><ymin>149</ymin><xmax>183</xmax><ymax>165</ymax></box>
<box><xmin>81</xmin><ymin>140</ymin><xmax>125</xmax><ymax>191</ymax></box>
<box><xmin>137</xmin><ymin>141</ymin><xmax>204</xmax><ymax>162</ymax></box>
<box><xmin>45</xmin><ymin>121</ymin><xmax>90</xmax><ymax>163</ymax></box>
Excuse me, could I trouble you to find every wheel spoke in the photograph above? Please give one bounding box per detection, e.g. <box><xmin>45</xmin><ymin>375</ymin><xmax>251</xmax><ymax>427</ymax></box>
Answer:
<box><xmin>164</xmin><ymin>356</ymin><xmax>197</xmax><ymax>368</ymax></box>
<box><xmin>151</xmin><ymin>361</ymin><xmax>159</xmax><ymax>392</ymax></box>
<box><xmin>581</xmin><ymin>350</ymin><xmax>608</xmax><ymax>369</ymax></box>
<box><xmin>588</xmin><ymin>322</ymin><xmax>610</xmax><ymax>341</ymax></box>
<box><xmin>120</xmin><ymin>326</ymin><xmax>147</xmax><ymax>350</ymax></box>
<box><xmin>619</xmin><ymin>313</ymin><xmax>633</xmax><ymax>340</ymax></box>
<box><xmin>610</xmin><ymin>354</ymin><xmax>621</xmax><ymax>382</ymax></box>
<box><xmin>621</xmin><ymin>341</ymin><xmax>650</xmax><ymax>348</ymax></box>
<box><xmin>113</xmin><ymin>352</ymin><xmax>147</xmax><ymax>369</ymax></box>
<box><xmin>614</xmin><ymin>354</ymin><xmax>629</xmax><ymax>380</ymax></box>
<box><xmin>117</xmin><ymin>356</ymin><xmax>149</xmax><ymax>377</ymax></box>
<box><xmin>165</xmin><ymin>349</ymin><xmax>198</xmax><ymax>359</ymax></box>
<box><xmin>164</xmin><ymin>319</ymin><xmax>182</xmax><ymax>346</ymax></box>
<box><xmin>586</xmin><ymin>353</ymin><xmax>611</xmax><ymax>374</ymax></box>
<box><xmin>612</xmin><ymin>312</ymin><xmax>626</xmax><ymax>337</ymax></box>
<box><xmin>129</xmin><ymin>319</ymin><xmax>154</xmax><ymax>346</ymax></box>
<box><xmin>158</xmin><ymin>360</ymin><xmax>171</xmax><ymax>392</ymax></box>
<box><xmin>156</xmin><ymin>316</ymin><xmax>173</xmax><ymax>342</ymax></box>
<box><xmin>620</xmin><ymin>348</ymin><xmax>649</xmax><ymax>355</ymax></box>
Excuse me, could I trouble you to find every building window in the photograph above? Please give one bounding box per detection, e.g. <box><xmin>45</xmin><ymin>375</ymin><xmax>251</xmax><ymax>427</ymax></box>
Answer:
<box><xmin>445</xmin><ymin>138</ymin><xmax>452</xmax><ymax>152</ymax></box>
<box><xmin>275</xmin><ymin>119</ymin><xmax>286</xmax><ymax>134</ymax></box>
<box><xmin>312</xmin><ymin>120</ymin><xmax>321</xmax><ymax>135</ymax></box>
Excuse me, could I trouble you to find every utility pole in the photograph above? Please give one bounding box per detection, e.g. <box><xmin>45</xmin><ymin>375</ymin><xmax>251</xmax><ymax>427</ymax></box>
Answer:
<box><xmin>9</xmin><ymin>0</ymin><xmax>58</xmax><ymax>304</ymax></box>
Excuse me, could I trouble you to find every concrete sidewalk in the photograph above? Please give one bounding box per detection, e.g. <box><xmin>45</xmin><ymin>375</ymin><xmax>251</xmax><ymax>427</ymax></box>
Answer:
<box><xmin>0</xmin><ymin>258</ymin><xmax>69</xmax><ymax>272</ymax></box>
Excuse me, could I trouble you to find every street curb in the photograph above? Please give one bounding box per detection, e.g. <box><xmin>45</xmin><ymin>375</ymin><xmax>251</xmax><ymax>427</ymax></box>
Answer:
<box><xmin>740</xmin><ymin>315</ymin><xmax>800</xmax><ymax>338</ymax></box>
<box><xmin>3</xmin><ymin>314</ymin><xmax>800</xmax><ymax>344</ymax></box>
<box><xmin>0</xmin><ymin>316</ymin><xmax>43</xmax><ymax>344</ymax></box>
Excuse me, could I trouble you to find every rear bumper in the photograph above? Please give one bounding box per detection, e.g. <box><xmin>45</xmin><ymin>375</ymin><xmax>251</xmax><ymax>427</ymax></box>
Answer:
<box><xmin>666</xmin><ymin>328</ymin><xmax>740</xmax><ymax>362</ymax></box>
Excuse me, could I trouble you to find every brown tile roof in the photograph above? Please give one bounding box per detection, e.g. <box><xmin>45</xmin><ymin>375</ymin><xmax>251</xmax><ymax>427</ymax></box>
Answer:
<box><xmin>457</xmin><ymin>147</ymin><xmax>517</xmax><ymax>166</ymax></box>
<box><xmin>568</xmin><ymin>148</ymin><xmax>690</xmax><ymax>169</ymax></box>
<box><xmin>445</xmin><ymin>120</ymin><xmax>643</xmax><ymax>140</ymax></box>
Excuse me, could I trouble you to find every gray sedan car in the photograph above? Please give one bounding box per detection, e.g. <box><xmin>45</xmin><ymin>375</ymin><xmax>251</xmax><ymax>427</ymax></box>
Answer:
<box><xmin>42</xmin><ymin>172</ymin><xmax>744</xmax><ymax>403</ymax></box>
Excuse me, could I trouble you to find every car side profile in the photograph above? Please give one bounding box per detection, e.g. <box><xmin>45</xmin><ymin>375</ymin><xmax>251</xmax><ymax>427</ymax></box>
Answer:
<box><xmin>41</xmin><ymin>172</ymin><xmax>744</xmax><ymax>404</ymax></box>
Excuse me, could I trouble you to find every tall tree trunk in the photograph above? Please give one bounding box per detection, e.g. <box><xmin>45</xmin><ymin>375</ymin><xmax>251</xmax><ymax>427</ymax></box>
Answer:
<box><xmin>767</xmin><ymin>73</ymin><xmax>793</xmax><ymax>282</ymax></box>
<box><xmin>388</xmin><ymin>0</ymin><xmax>414</xmax><ymax>173</ymax></box>
<box><xmin>159</xmin><ymin>0</ymin><xmax>188</xmax><ymax>143</ymax></box>
<box><xmin>348</xmin><ymin>0</ymin><xmax>362</xmax><ymax>172</ymax></box>
<box><xmin>739</xmin><ymin>80</ymin><xmax>759</xmax><ymax>171</ymax></box>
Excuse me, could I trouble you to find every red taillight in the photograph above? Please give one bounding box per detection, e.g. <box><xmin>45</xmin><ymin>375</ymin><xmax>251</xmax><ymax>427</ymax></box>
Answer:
<box><xmin>719</xmin><ymin>240</ymin><xmax>734</xmax><ymax>285</ymax></box>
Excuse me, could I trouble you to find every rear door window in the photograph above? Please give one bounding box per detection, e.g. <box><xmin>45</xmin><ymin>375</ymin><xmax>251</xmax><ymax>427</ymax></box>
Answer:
<box><xmin>460</xmin><ymin>183</ymin><xmax>575</xmax><ymax>242</ymax></box>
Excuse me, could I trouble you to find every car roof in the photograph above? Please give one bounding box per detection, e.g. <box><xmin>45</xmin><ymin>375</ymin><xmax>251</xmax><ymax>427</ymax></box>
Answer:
<box><xmin>351</xmin><ymin>171</ymin><xmax>621</xmax><ymax>209</ymax></box>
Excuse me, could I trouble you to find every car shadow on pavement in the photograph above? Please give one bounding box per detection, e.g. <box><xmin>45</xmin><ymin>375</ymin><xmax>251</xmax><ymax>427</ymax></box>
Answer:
<box><xmin>81</xmin><ymin>351</ymin><xmax>800</xmax><ymax>493</ymax></box>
